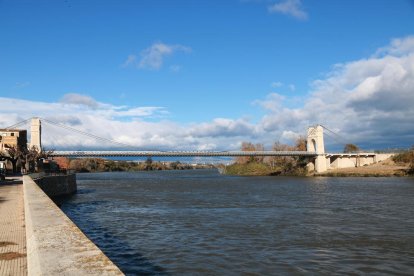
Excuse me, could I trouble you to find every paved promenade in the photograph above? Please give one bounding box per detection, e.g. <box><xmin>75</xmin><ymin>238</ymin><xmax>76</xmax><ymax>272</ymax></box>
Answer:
<box><xmin>0</xmin><ymin>177</ymin><xmax>27</xmax><ymax>276</ymax></box>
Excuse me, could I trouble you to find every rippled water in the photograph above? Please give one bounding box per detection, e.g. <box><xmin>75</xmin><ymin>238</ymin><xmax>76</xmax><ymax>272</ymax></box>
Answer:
<box><xmin>59</xmin><ymin>170</ymin><xmax>414</xmax><ymax>275</ymax></box>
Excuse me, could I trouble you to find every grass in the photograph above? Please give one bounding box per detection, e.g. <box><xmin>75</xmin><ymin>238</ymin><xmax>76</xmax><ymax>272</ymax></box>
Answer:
<box><xmin>224</xmin><ymin>162</ymin><xmax>279</xmax><ymax>176</ymax></box>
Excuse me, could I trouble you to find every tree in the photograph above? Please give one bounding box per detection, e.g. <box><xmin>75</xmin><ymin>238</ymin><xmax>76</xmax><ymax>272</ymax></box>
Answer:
<box><xmin>236</xmin><ymin>142</ymin><xmax>264</xmax><ymax>164</ymax></box>
<box><xmin>254</xmin><ymin>143</ymin><xmax>264</xmax><ymax>163</ymax></box>
<box><xmin>2</xmin><ymin>146</ymin><xmax>24</xmax><ymax>173</ymax></box>
<box><xmin>145</xmin><ymin>157</ymin><xmax>153</xmax><ymax>170</ymax></box>
<box><xmin>343</xmin><ymin>144</ymin><xmax>360</xmax><ymax>153</ymax></box>
<box><xmin>270</xmin><ymin>142</ymin><xmax>294</xmax><ymax>171</ymax></box>
<box><xmin>24</xmin><ymin>146</ymin><xmax>54</xmax><ymax>173</ymax></box>
<box><xmin>295</xmin><ymin>136</ymin><xmax>307</xmax><ymax>151</ymax></box>
<box><xmin>170</xmin><ymin>161</ymin><xmax>180</xmax><ymax>170</ymax></box>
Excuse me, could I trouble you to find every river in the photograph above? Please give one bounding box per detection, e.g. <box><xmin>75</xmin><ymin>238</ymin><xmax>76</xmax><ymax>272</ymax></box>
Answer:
<box><xmin>59</xmin><ymin>169</ymin><xmax>414</xmax><ymax>275</ymax></box>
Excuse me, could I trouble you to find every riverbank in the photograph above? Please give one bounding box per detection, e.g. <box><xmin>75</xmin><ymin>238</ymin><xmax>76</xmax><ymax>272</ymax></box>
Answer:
<box><xmin>61</xmin><ymin>158</ymin><xmax>215</xmax><ymax>173</ymax></box>
<box><xmin>223</xmin><ymin>162</ymin><xmax>283</xmax><ymax>176</ymax></box>
<box><xmin>315</xmin><ymin>161</ymin><xmax>410</xmax><ymax>177</ymax></box>
<box><xmin>224</xmin><ymin>158</ymin><xmax>413</xmax><ymax>177</ymax></box>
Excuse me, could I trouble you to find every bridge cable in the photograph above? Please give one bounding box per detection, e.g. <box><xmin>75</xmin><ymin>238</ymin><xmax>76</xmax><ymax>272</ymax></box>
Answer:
<box><xmin>320</xmin><ymin>124</ymin><xmax>362</xmax><ymax>151</ymax></box>
<box><xmin>320</xmin><ymin>125</ymin><xmax>351</xmax><ymax>145</ymax></box>
<box><xmin>4</xmin><ymin>118</ymin><xmax>32</xmax><ymax>130</ymax></box>
<box><xmin>40</xmin><ymin>118</ymin><xmax>141</xmax><ymax>150</ymax></box>
<box><xmin>322</xmin><ymin>131</ymin><xmax>348</xmax><ymax>146</ymax></box>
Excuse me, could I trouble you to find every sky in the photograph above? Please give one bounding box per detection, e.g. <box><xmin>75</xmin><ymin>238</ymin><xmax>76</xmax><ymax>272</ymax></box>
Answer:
<box><xmin>0</xmin><ymin>0</ymin><xmax>414</xmax><ymax>151</ymax></box>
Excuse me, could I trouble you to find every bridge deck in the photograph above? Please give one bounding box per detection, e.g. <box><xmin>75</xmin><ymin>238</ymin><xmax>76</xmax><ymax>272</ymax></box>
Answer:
<box><xmin>50</xmin><ymin>151</ymin><xmax>379</xmax><ymax>158</ymax></box>
<box><xmin>326</xmin><ymin>152</ymin><xmax>378</xmax><ymax>157</ymax></box>
<box><xmin>51</xmin><ymin>150</ymin><xmax>318</xmax><ymax>157</ymax></box>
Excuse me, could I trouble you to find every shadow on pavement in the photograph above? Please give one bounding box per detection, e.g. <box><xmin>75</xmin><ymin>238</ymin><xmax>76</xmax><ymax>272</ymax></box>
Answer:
<box><xmin>0</xmin><ymin>178</ymin><xmax>23</xmax><ymax>186</ymax></box>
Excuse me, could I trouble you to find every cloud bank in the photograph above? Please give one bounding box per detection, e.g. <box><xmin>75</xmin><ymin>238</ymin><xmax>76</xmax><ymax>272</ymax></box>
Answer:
<box><xmin>1</xmin><ymin>36</ymin><xmax>414</xmax><ymax>151</ymax></box>
<box><xmin>260</xmin><ymin>36</ymin><xmax>414</xmax><ymax>149</ymax></box>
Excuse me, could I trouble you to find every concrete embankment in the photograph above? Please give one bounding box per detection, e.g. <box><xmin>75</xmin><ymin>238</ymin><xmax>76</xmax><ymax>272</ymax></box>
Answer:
<box><xmin>23</xmin><ymin>175</ymin><xmax>124</xmax><ymax>275</ymax></box>
<box><xmin>31</xmin><ymin>173</ymin><xmax>77</xmax><ymax>197</ymax></box>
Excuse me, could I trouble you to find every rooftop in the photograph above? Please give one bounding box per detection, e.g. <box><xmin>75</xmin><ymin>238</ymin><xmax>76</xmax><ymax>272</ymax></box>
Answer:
<box><xmin>0</xmin><ymin>129</ymin><xmax>27</xmax><ymax>132</ymax></box>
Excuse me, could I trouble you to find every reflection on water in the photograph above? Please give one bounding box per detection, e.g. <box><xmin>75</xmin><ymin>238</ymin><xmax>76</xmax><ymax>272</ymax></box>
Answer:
<box><xmin>59</xmin><ymin>170</ymin><xmax>414</xmax><ymax>275</ymax></box>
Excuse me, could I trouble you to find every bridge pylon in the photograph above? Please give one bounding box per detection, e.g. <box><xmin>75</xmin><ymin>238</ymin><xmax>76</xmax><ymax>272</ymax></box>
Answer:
<box><xmin>307</xmin><ymin>125</ymin><xmax>327</xmax><ymax>173</ymax></box>
<box><xmin>30</xmin><ymin>117</ymin><xmax>42</xmax><ymax>152</ymax></box>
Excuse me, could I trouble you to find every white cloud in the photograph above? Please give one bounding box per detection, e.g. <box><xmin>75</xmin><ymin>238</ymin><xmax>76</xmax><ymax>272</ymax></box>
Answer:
<box><xmin>253</xmin><ymin>93</ymin><xmax>285</xmax><ymax>112</ymax></box>
<box><xmin>258</xmin><ymin>36</ymin><xmax>414</xmax><ymax>149</ymax></box>
<box><xmin>60</xmin><ymin>93</ymin><xmax>100</xmax><ymax>108</ymax></box>
<box><xmin>113</xmin><ymin>106</ymin><xmax>168</xmax><ymax>118</ymax></box>
<box><xmin>280</xmin><ymin>130</ymin><xmax>300</xmax><ymax>141</ymax></box>
<box><xmin>271</xmin><ymin>81</ymin><xmax>283</xmax><ymax>88</ymax></box>
<box><xmin>14</xmin><ymin>81</ymin><xmax>31</xmax><ymax>89</ymax></box>
<box><xmin>123</xmin><ymin>42</ymin><xmax>191</xmax><ymax>70</ymax></box>
<box><xmin>122</xmin><ymin>54</ymin><xmax>137</xmax><ymax>68</ymax></box>
<box><xmin>188</xmin><ymin>118</ymin><xmax>256</xmax><ymax>138</ymax></box>
<box><xmin>0</xmin><ymin>95</ymin><xmax>256</xmax><ymax>151</ymax></box>
<box><xmin>375</xmin><ymin>36</ymin><xmax>414</xmax><ymax>57</ymax></box>
<box><xmin>268</xmin><ymin>0</ymin><xmax>308</xmax><ymax>20</ymax></box>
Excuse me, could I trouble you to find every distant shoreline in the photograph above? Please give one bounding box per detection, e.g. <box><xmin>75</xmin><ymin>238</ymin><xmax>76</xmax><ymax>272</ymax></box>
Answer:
<box><xmin>313</xmin><ymin>164</ymin><xmax>410</xmax><ymax>177</ymax></box>
<box><xmin>223</xmin><ymin>159</ymin><xmax>413</xmax><ymax>177</ymax></box>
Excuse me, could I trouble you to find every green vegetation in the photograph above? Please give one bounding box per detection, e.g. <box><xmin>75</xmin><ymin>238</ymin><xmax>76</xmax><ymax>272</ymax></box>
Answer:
<box><xmin>224</xmin><ymin>162</ymin><xmax>277</xmax><ymax>176</ymax></box>
<box><xmin>224</xmin><ymin>138</ymin><xmax>309</xmax><ymax>176</ymax></box>
<box><xmin>68</xmin><ymin>158</ymin><xmax>213</xmax><ymax>173</ymax></box>
<box><xmin>392</xmin><ymin>147</ymin><xmax>414</xmax><ymax>175</ymax></box>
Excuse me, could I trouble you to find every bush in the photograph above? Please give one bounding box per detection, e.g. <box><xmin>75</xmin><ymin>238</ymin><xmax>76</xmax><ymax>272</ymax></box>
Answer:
<box><xmin>392</xmin><ymin>148</ymin><xmax>414</xmax><ymax>164</ymax></box>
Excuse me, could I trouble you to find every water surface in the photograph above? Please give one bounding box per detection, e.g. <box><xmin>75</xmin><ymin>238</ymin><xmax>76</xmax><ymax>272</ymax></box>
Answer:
<box><xmin>59</xmin><ymin>170</ymin><xmax>414</xmax><ymax>275</ymax></box>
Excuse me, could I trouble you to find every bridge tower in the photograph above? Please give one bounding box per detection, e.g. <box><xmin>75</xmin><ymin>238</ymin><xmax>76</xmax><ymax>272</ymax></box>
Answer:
<box><xmin>307</xmin><ymin>125</ymin><xmax>327</xmax><ymax>173</ymax></box>
<box><xmin>30</xmin><ymin>117</ymin><xmax>42</xmax><ymax>152</ymax></box>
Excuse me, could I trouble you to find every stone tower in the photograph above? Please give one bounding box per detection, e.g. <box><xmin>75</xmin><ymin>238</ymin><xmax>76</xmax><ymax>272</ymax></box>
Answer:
<box><xmin>307</xmin><ymin>125</ymin><xmax>327</xmax><ymax>173</ymax></box>
<box><xmin>30</xmin><ymin>117</ymin><xmax>42</xmax><ymax>151</ymax></box>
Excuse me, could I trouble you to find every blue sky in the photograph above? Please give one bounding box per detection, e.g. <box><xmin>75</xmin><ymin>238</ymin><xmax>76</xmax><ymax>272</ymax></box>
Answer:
<box><xmin>1</xmin><ymin>0</ymin><xmax>414</xmax><ymax>150</ymax></box>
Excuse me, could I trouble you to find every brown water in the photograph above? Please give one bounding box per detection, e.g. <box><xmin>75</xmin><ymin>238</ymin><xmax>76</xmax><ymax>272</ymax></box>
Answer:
<box><xmin>59</xmin><ymin>170</ymin><xmax>414</xmax><ymax>275</ymax></box>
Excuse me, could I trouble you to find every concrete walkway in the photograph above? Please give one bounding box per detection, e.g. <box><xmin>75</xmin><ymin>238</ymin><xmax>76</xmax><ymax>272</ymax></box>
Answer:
<box><xmin>0</xmin><ymin>177</ymin><xmax>27</xmax><ymax>276</ymax></box>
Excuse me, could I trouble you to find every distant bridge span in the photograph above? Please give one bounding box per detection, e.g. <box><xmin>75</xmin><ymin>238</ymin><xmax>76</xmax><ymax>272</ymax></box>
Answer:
<box><xmin>51</xmin><ymin>150</ymin><xmax>318</xmax><ymax>158</ymax></box>
<box><xmin>21</xmin><ymin>118</ymin><xmax>395</xmax><ymax>173</ymax></box>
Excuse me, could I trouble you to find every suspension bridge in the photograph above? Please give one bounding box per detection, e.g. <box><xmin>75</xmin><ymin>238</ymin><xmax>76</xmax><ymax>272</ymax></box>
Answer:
<box><xmin>2</xmin><ymin>117</ymin><xmax>393</xmax><ymax>173</ymax></box>
<box><xmin>50</xmin><ymin>150</ymin><xmax>316</xmax><ymax>158</ymax></box>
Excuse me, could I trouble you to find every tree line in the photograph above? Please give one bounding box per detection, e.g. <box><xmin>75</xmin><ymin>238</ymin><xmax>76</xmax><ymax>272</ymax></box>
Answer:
<box><xmin>68</xmin><ymin>158</ymin><xmax>214</xmax><ymax>173</ymax></box>
<box><xmin>225</xmin><ymin>137</ymin><xmax>309</xmax><ymax>176</ymax></box>
<box><xmin>0</xmin><ymin>145</ymin><xmax>52</xmax><ymax>174</ymax></box>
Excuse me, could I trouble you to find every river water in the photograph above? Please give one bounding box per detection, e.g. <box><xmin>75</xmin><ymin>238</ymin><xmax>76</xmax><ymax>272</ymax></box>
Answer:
<box><xmin>59</xmin><ymin>170</ymin><xmax>414</xmax><ymax>275</ymax></box>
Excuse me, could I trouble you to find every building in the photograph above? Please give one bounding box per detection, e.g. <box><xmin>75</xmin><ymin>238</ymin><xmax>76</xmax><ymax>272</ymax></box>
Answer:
<box><xmin>0</xmin><ymin>129</ymin><xmax>28</xmax><ymax>173</ymax></box>
<box><xmin>0</xmin><ymin>129</ymin><xmax>28</xmax><ymax>151</ymax></box>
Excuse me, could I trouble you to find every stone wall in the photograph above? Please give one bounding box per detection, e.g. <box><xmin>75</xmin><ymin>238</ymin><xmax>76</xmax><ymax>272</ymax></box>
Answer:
<box><xmin>32</xmin><ymin>173</ymin><xmax>77</xmax><ymax>197</ymax></box>
<box><xmin>308</xmin><ymin>153</ymin><xmax>395</xmax><ymax>173</ymax></box>
<box><xmin>329</xmin><ymin>156</ymin><xmax>358</xmax><ymax>169</ymax></box>
<box><xmin>327</xmin><ymin>153</ymin><xmax>394</xmax><ymax>170</ymax></box>
<box><xmin>23</xmin><ymin>175</ymin><xmax>124</xmax><ymax>275</ymax></box>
